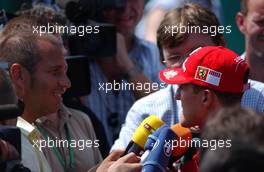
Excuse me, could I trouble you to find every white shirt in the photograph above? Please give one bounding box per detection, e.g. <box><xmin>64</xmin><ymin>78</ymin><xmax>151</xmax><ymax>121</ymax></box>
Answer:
<box><xmin>17</xmin><ymin>117</ymin><xmax>52</xmax><ymax>172</ymax></box>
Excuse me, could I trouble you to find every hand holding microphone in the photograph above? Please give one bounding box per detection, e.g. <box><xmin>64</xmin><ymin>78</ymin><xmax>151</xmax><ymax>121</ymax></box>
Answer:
<box><xmin>97</xmin><ymin>115</ymin><xmax>164</xmax><ymax>172</ymax></box>
<box><xmin>123</xmin><ymin>115</ymin><xmax>165</xmax><ymax>156</ymax></box>
<box><xmin>107</xmin><ymin>153</ymin><xmax>142</xmax><ymax>172</ymax></box>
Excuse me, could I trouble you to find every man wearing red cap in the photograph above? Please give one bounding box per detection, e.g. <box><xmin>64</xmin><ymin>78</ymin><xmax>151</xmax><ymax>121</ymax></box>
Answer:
<box><xmin>160</xmin><ymin>46</ymin><xmax>250</xmax><ymax>128</ymax></box>
<box><xmin>159</xmin><ymin>46</ymin><xmax>249</xmax><ymax>172</ymax></box>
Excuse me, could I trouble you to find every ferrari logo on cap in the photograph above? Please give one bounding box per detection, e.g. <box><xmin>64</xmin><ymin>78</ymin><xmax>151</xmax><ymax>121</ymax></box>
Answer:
<box><xmin>197</xmin><ymin>67</ymin><xmax>209</xmax><ymax>80</ymax></box>
<box><xmin>198</xmin><ymin>68</ymin><xmax>208</xmax><ymax>79</ymax></box>
<box><xmin>195</xmin><ymin>66</ymin><xmax>222</xmax><ymax>86</ymax></box>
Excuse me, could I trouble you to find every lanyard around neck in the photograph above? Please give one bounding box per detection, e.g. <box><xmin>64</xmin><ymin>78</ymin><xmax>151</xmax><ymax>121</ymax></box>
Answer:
<box><xmin>36</xmin><ymin>124</ymin><xmax>76</xmax><ymax>171</ymax></box>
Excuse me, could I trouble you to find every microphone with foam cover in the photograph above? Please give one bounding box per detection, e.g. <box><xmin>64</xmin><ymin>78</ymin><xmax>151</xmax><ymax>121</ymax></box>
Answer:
<box><xmin>123</xmin><ymin>115</ymin><xmax>165</xmax><ymax>156</ymax></box>
<box><xmin>169</xmin><ymin>123</ymin><xmax>200</xmax><ymax>171</ymax></box>
<box><xmin>142</xmin><ymin>125</ymin><xmax>176</xmax><ymax>172</ymax></box>
<box><xmin>142</xmin><ymin>123</ymin><xmax>193</xmax><ymax>166</ymax></box>
<box><xmin>170</xmin><ymin>123</ymin><xmax>192</xmax><ymax>158</ymax></box>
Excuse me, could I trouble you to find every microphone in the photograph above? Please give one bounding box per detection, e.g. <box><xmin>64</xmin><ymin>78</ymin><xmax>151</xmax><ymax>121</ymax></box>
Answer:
<box><xmin>123</xmin><ymin>115</ymin><xmax>165</xmax><ymax>156</ymax></box>
<box><xmin>142</xmin><ymin>125</ymin><xmax>176</xmax><ymax>172</ymax></box>
<box><xmin>0</xmin><ymin>104</ymin><xmax>23</xmax><ymax>120</ymax></box>
<box><xmin>141</xmin><ymin>125</ymin><xmax>168</xmax><ymax>163</ymax></box>
<box><xmin>141</xmin><ymin>123</ymin><xmax>193</xmax><ymax>166</ymax></box>
<box><xmin>169</xmin><ymin>124</ymin><xmax>200</xmax><ymax>170</ymax></box>
<box><xmin>170</xmin><ymin>123</ymin><xmax>192</xmax><ymax>158</ymax></box>
<box><xmin>144</xmin><ymin>123</ymin><xmax>199</xmax><ymax>158</ymax></box>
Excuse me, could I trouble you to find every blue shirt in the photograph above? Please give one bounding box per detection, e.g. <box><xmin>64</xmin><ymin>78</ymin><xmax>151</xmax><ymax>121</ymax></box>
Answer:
<box><xmin>84</xmin><ymin>36</ymin><xmax>164</xmax><ymax>145</ymax></box>
<box><xmin>111</xmin><ymin>84</ymin><xmax>182</xmax><ymax>151</ymax></box>
<box><xmin>242</xmin><ymin>79</ymin><xmax>264</xmax><ymax>113</ymax></box>
<box><xmin>111</xmin><ymin>80</ymin><xmax>264</xmax><ymax>151</ymax></box>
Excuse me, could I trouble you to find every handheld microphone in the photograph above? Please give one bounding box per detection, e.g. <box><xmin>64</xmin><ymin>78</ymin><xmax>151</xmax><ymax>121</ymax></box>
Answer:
<box><xmin>144</xmin><ymin>125</ymin><xmax>168</xmax><ymax>151</ymax></box>
<box><xmin>141</xmin><ymin>125</ymin><xmax>168</xmax><ymax>163</ymax></box>
<box><xmin>142</xmin><ymin>123</ymin><xmax>193</xmax><ymax>166</ymax></box>
<box><xmin>0</xmin><ymin>104</ymin><xmax>23</xmax><ymax>120</ymax></box>
<box><xmin>123</xmin><ymin>115</ymin><xmax>165</xmax><ymax>156</ymax></box>
<box><xmin>170</xmin><ymin>123</ymin><xmax>192</xmax><ymax>158</ymax></box>
<box><xmin>169</xmin><ymin>124</ymin><xmax>200</xmax><ymax>170</ymax></box>
<box><xmin>142</xmin><ymin>125</ymin><xmax>176</xmax><ymax>172</ymax></box>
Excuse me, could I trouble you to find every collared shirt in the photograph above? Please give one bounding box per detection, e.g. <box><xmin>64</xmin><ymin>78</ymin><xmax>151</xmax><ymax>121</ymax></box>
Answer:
<box><xmin>84</xmin><ymin>36</ymin><xmax>164</xmax><ymax>145</ymax></box>
<box><xmin>111</xmin><ymin>84</ymin><xmax>182</xmax><ymax>151</ymax></box>
<box><xmin>111</xmin><ymin>80</ymin><xmax>264</xmax><ymax>151</ymax></box>
<box><xmin>17</xmin><ymin>117</ymin><xmax>52</xmax><ymax>172</ymax></box>
<box><xmin>241</xmin><ymin>52</ymin><xmax>264</xmax><ymax>113</ymax></box>
<box><xmin>34</xmin><ymin>105</ymin><xmax>102</xmax><ymax>172</ymax></box>
<box><xmin>242</xmin><ymin>79</ymin><xmax>264</xmax><ymax>113</ymax></box>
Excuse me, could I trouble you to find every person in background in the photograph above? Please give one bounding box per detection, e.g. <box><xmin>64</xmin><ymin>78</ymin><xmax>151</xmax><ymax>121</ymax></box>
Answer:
<box><xmin>200</xmin><ymin>106</ymin><xmax>264</xmax><ymax>172</ymax></box>
<box><xmin>0</xmin><ymin>66</ymin><xmax>51</xmax><ymax>171</ymax></box>
<box><xmin>236</xmin><ymin>0</ymin><xmax>264</xmax><ymax>83</ymax></box>
<box><xmin>112</xmin><ymin>3</ymin><xmax>223</xmax><ymax>151</ymax></box>
<box><xmin>112</xmin><ymin>2</ymin><xmax>264</xmax><ymax>155</ymax></box>
<box><xmin>135</xmin><ymin>0</ymin><xmax>223</xmax><ymax>43</ymax></box>
<box><xmin>84</xmin><ymin>0</ymin><xmax>164</xmax><ymax>145</ymax></box>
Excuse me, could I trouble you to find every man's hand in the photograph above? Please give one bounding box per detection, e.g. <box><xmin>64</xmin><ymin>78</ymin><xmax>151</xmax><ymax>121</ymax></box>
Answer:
<box><xmin>96</xmin><ymin>33</ymin><xmax>157</xmax><ymax>99</ymax></box>
<box><xmin>0</xmin><ymin>139</ymin><xmax>19</xmax><ymax>163</ymax></box>
<box><xmin>115</xmin><ymin>33</ymin><xmax>134</xmax><ymax>73</ymax></box>
<box><xmin>95</xmin><ymin>33</ymin><xmax>134</xmax><ymax>80</ymax></box>
<box><xmin>94</xmin><ymin>150</ymin><xmax>125</xmax><ymax>172</ymax></box>
<box><xmin>107</xmin><ymin>152</ymin><xmax>142</xmax><ymax>172</ymax></box>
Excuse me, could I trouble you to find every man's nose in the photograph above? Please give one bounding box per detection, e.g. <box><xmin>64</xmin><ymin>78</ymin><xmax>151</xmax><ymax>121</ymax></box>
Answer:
<box><xmin>60</xmin><ymin>74</ymin><xmax>71</xmax><ymax>91</ymax></box>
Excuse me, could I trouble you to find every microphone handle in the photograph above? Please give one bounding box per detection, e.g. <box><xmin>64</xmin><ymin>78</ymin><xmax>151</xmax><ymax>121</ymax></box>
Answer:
<box><xmin>140</xmin><ymin>150</ymin><xmax>150</xmax><ymax>163</ymax></box>
<box><xmin>122</xmin><ymin>141</ymin><xmax>143</xmax><ymax>156</ymax></box>
<box><xmin>0</xmin><ymin>104</ymin><xmax>20</xmax><ymax>120</ymax></box>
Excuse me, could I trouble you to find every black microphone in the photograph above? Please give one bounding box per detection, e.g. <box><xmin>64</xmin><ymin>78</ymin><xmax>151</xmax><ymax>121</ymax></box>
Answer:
<box><xmin>0</xmin><ymin>100</ymin><xmax>24</xmax><ymax>120</ymax></box>
<box><xmin>0</xmin><ymin>104</ymin><xmax>21</xmax><ymax>120</ymax></box>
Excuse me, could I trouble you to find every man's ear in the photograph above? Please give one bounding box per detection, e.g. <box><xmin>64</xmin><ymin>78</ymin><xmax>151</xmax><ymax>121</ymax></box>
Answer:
<box><xmin>236</xmin><ymin>12</ymin><xmax>247</xmax><ymax>34</ymax></box>
<box><xmin>9</xmin><ymin>63</ymin><xmax>27</xmax><ymax>98</ymax></box>
<box><xmin>201</xmin><ymin>89</ymin><xmax>214</xmax><ymax>108</ymax></box>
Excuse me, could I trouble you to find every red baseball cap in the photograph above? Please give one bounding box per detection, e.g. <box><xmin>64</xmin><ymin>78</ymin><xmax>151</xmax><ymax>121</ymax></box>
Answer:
<box><xmin>159</xmin><ymin>46</ymin><xmax>249</xmax><ymax>93</ymax></box>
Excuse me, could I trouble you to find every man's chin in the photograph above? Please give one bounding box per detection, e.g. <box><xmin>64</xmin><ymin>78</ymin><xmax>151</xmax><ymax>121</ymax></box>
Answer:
<box><xmin>254</xmin><ymin>46</ymin><xmax>264</xmax><ymax>56</ymax></box>
<box><xmin>250</xmin><ymin>68</ymin><xmax>264</xmax><ymax>82</ymax></box>
<box><xmin>45</xmin><ymin>105</ymin><xmax>60</xmax><ymax>116</ymax></box>
<box><xmin>117</xmin><ymin>28</ymin><xmax>134</xmax><ymax>37</ymax></box>
<box><xmin>252</xmin><ymin>39</ymin><xmax>264</xmax><ymax>55</ymax></box>
<box><xmin>180</xmin><ymin>121</ymin><xmax>192</xmax><ymax>128</ymax></box>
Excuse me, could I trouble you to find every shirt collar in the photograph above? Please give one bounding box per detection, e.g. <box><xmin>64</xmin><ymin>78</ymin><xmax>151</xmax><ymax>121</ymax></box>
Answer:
<box><xmin>35</xmin><ymin>104</ymin><xmax>72</xmax><ymax>127</ymax></box>
<box><xmin>16</xmin><ymin>117</ymin><xmax>42</xmax><ymax>142</ymax></box>
<box><xmin>17</xmin><ymin>117</ymin><xmax>35</xmax><ymax>134</ymax></box>
<box><xmin>241</xmin><ymin>52</ymin><xmax>246</xmax><ymax>60</ymax></box>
